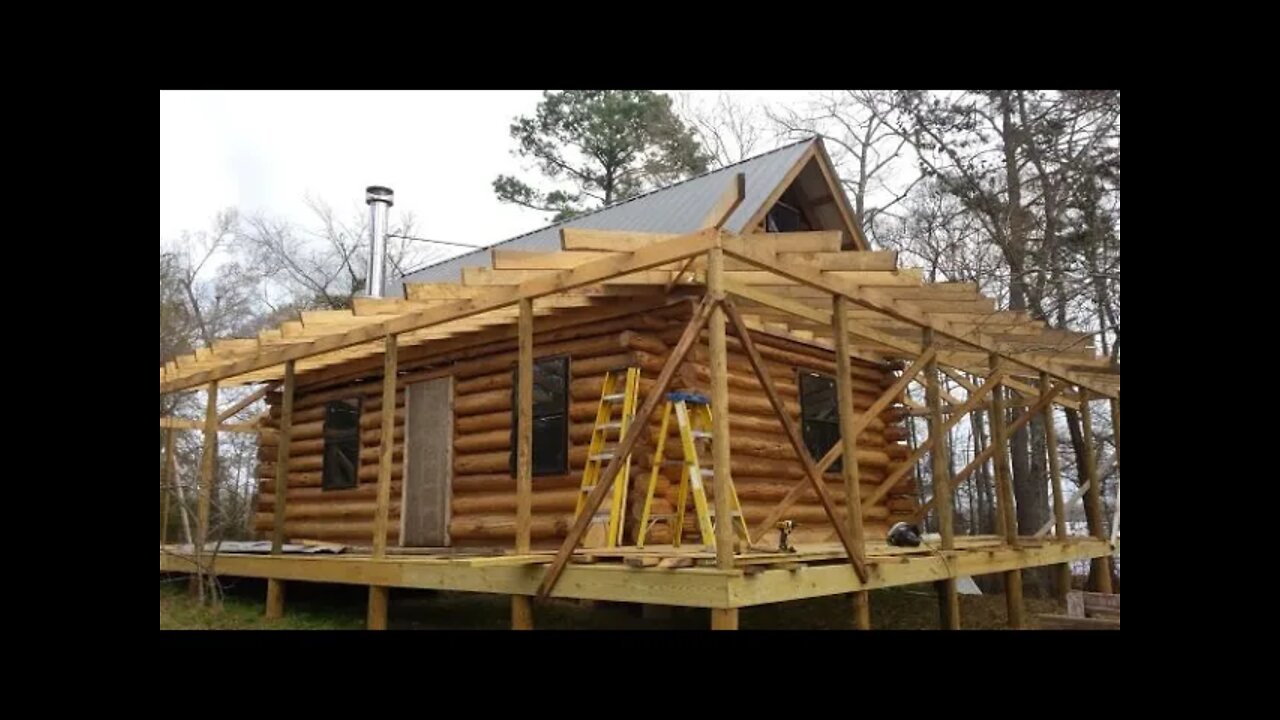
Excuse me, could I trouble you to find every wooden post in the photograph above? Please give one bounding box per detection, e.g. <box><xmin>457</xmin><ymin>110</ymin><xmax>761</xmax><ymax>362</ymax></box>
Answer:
<box><xmin>372</xmin><ymin>335</ymin><xmax>398</xmax><ymax>558</ymax></box>
<box><xmin>987</xmin><ymin>354</ymin><xmax>1024</xmax><ymax>629</ymax></box>
<box><xmin>194</xmin><ymin>381</ymin><xmax>219</xmax><ymax>598</ymax></box>
<box><xmin>710</xmin><ymin>608</ymin><xmax>738</xmax><ymax>630</ymax></box>
<box><xmin>369</xmin><ymin>336</ymin><xmax>397</xmax><ymax>627</ymax></box>
<box><xmin>367</xmin><ymin>585</ymin><xmax>389</xmax><ymax>630</ymax></box>
<box><xmin>272</xmin><ymin>360</ymin><xmax>295</xmax><ymax>554</ymax></box>
<box><xmin>512</xmin><ymin>595</ymin><xmax>534</xmax><ymax>630</ymax></box>
<box><xmin>1041</xmin><ymin>371</ymin><xmax>1070</xmax><ymax>598</ymax></box>
<box><xmin>925</xmin><ymin>329</ymin><xmax>959</xmax><ymax>629</ymax></box>
<box><xmin>516</xmin><ymin>298</ymin><xmax>533</xmax><ymax>554</ymax></box>
<box><xmin>707</xmin><ymin>248</ymin><xmax>735</xmax><ymax>569</ymax></box>
<box><xmin>1078</xmin><ymin>390</ymin><xmax>1114</xmax><ymax>593</ymax></box>
<box><xmin>834</xmin><ymin>296</ymin><xmax>870</xmax><ymax>629</ymax></box>
<box><xmin>265</xmin><ymin>579</ymin><xmax>285</xmax><ymax>620</ymax></box>
<box><xmin>160</xmin><ymin>427</ymin><xmax>175</xmax><ymax>545</ymax></box>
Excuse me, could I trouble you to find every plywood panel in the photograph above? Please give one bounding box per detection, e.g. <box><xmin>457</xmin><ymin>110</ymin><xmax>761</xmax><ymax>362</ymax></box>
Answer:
<box><xmin>402</xmin><ymin>377</ymin><xmax>453</xmax><ymax>546</ymax></box>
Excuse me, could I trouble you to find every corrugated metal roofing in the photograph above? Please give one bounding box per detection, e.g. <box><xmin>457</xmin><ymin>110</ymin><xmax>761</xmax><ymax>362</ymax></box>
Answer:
<box><xmin>387</xmin><ymin>137</ymin><xmax>815</xmax><ymax>294</ymax></box>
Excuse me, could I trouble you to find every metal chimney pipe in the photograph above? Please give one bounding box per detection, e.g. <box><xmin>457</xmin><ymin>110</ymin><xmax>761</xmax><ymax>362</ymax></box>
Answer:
<box><xmin>365</xmin><ymin>185</ymin><xmax>394</xmax><ymax>297</ymax></box>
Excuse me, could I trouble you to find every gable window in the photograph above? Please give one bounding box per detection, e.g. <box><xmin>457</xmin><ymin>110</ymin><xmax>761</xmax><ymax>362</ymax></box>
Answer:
<box><xmin>322</xmin><ymin>398</ymin><xmax>362</xmax><ymax>490</ymax></box>
<box><xmin>510</xmin><ymin>356</ymin><xmax>570</xmax><ymax>477</ymax></box>
<box><xmin>766</xmin><ymin>201</ymin><xmax>807</xmax><ymax>232</ymax></box>
<box><xmin>798</xmin><ymin>371</ymin><xmax>843</xmax><ymax>472</ymax></box>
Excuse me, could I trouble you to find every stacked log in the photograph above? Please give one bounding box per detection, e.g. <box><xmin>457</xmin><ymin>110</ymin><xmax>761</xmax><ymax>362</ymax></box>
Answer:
<box><xmin>251</xmin><ymin>299</ymin><xmax>920</xmax><ymax>548</ymax></box>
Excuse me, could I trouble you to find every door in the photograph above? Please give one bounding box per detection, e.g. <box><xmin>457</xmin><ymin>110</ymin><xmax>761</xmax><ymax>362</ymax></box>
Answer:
<box><xmin>401</xmin><ymin>376</ymin><xmax>452</xmax><ymax>546</ymax></box>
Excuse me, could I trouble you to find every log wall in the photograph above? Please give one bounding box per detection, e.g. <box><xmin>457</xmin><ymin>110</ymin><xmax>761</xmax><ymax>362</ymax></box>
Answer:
<box><xmin>252</xmin><ymin>298</ymin><xmax>919</xmax><ymax>548</ymax></box>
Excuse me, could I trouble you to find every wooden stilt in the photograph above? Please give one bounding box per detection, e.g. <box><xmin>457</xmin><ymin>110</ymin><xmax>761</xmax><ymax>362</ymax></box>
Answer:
<box><xmin>835</xmin><ymin>296</ymin><xmax>870</xmax><ymax>628</ymax></box>
<box><xmin>367</xmin><ymin>585</ymin><xmax>389</xmax><ymax>630</ymax></box>
<box><xmin>708</xmin><ymin>249</ymin><xmax>735</xmax><ymax>569</ymax></box>
<box><xmin>194</xmin><ymin>381</ymin><xmax>219</xmax><ymax>599</ymax></box>
<box><xmin>373</xmin><ymin>335</ymin><xmax>398</xmax><ymax>558</ymax></box>
<box><xmin>987</xmin><ymin>354</ymin><xmax>1024</xmax><ymax>629</ymax></box>
<box><xmin>852</xmin><ymin>591</ymin><xmax>871</xmax><ymax>630</ymax></box>
<box><xmin>265</xmin><ymin>578</ymin><xmax>285</xmax><ymax>619</ymax></box>
<box><xmin>511</xmin><ymin>595</ymin><xmax>534</xmax><ymax>630</ymax></box>
<box><xmin>516</xmin><ymin>298</ymin><xmax>533</xmax><ymax>554</ymax></box>
<box><xmin>160</xmin><ymin>427</ymin><xmax>175</xmax><ymax>545</ymax></box>
<box><xmin>1078</xmin><ymin>390</ymin><xmax>1114</xmax><ymax>594</ymax></box>
<box><xmin>1041</xmin><ymin>371</ymin><xmax>1071</xmax><ymax>598</ymax></box>
<box><xmin>710</xmin><ymin>608</ymin><xmax>738</xmax><ymax>630</ymax></box>
<box><xmin>925</xmin><ymin>329</ymin><xmax>959</xmax><ymax>629</ymax></box>
<box><xmin>272</xmin><ymin>360</ymin><xmax>295</xmax><ymax>554</ymax></box>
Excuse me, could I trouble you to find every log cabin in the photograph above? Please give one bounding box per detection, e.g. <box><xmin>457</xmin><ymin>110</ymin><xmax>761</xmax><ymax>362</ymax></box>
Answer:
<box><xmin>159</xmin><ymin>137</ymin><xmax>1121</xmax><ymax>629</ymax></box>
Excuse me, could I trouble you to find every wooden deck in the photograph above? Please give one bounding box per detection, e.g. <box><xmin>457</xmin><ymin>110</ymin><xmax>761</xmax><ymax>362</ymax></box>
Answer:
<box><xmin>160</xmin><ymin>535</ymin><xmax>1113</xmax><ymax>610</ymax></box>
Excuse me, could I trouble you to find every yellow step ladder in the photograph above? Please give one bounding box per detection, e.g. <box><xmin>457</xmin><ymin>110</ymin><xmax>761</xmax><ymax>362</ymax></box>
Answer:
<box><xmin>575</xmin><ymin>366</ymin><xmax>640</xmax><ymax>548</ymax></box>
<box><xmin>636</xmin><ymin>391</ymin><xmax>749</xmax><ymax>550</ymax></box>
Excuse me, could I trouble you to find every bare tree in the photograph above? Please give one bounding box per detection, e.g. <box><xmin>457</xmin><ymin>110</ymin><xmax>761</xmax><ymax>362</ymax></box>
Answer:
<box><xmin>677</xmin><ymin>92</ymin><xmax>769</xmax><ymax>168</ymax></box>
<box><xmin>768</xmin><ymin>91</ymin><xmax>922</xmax><ymax>242</ymax></box>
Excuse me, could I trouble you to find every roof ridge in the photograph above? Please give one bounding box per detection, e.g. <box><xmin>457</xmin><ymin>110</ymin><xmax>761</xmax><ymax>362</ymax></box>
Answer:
<box><xmin>397</xmin><ymin>136</ymin><xmax>818</xmax><ymax>278</ymax></box>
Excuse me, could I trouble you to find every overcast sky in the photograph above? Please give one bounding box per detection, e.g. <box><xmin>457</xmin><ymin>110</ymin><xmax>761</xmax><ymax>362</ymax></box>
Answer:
<box><xmin>159</xmin><ymin>90</ymin><xmax>817</xmax><ymax>257</ymax></box>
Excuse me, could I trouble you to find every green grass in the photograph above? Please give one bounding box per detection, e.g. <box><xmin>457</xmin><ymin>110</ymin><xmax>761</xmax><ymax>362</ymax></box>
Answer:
<box><xmin>160</xmin><ymin>576</ymin><xmax>1066</xmax><ymax>630</ymax></box>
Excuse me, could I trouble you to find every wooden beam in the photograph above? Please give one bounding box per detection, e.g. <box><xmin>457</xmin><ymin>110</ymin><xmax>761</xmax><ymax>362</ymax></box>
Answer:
<box><xmin>271</xmin><ymin>360</ymin><xmax>295</xmax><ymax>554</ymax></box>
<box><xmin>161</xmin><ymin>229</ymin><xmax>722</xmax><ymax>394</ymax></box>
<box><xmin>265</xmin><ymin>579</ymin><xmax>285</xmax><ymax>620</ymax></box>
<box><xmin>373</xmin><ymin>335</ymin><xmax>398</xmax><ymax>558</ymax></box>
<box><xmin>722</xmin><ymin>297</ymin><xmax>868</xmax><ymax>584</ymax></box>
<box><xmin>159</xmin><ymin>417</ymin><xmax>266</xmax><ymax>433</ymax></box>
<box><xmin>516</xmin><ymin>298</ymin><xmax>533</xmax><ymax>554</ymax></box>
<box><xmin>833</xmin><ymin>296</ymin><xmax>870</xmax><ymax>627</ymax></box>
<box><xmin>217</xmin><ymin>383</ymin><xmax>276</xmax><ymax>422</ymax></box>
<box><xmin>367</xmin><ymin>585</ymin><xmax>388</xmax><ymax>630</ymax></box>
<box><xmin>925</xmin><ymin>328</ymin><xmax>960</xmax><ymax>630</ymax></box>
<box><xmin>710</xmin><ymin>608</ymin><xmax>738</xmax><ymax>630</ymax></box>
<box><xmin>537</xmin><ymin>295</ymin><xmax>718</xmax><ymax>598</ymax></box>
<box><xmin>197</xmin><ymin>381</ymin><xmax>219</xmax><ymax>558</ymax></box>
<box><xmin>1079</xmin><ymin>391</ymin><xmax>1114</xmax><ymax>594</ymax></box>
<box><xmin>987</xmin><ymin>354</ymin><xmax>1024</xmax><ymax>628</ymax></box>
<box><xmin>871</xmin><ymin>364</ymin><xmax>1008</xmax><ymax>511</ymax></box>
<box><xmin>815</xmin><ymin>347</ymin><xmax>936</xmax><ymax>474</ymax></box>
<box><xmin>720</xmin><ymin>236</ymin><xmax>1117</xmax><ymax>398</ymax></box>
<box><xmin>708</xmin><ymin>249</ymin><xmax>736</xmax><ymax>569</ymax></box>
<box><xmin>512</xmin><ymin>595</ymin><xmax>534</xmax><ymax>630</ymax></box>
<box><xmin>700</xmin><ymin>172</ymin><xmax>746</xmax><ymax>229</ymax></box>
<box><xmin>1043</xmin><ymin>371</ymin><xmax>1070</xmax><ymax>598</ymax></box>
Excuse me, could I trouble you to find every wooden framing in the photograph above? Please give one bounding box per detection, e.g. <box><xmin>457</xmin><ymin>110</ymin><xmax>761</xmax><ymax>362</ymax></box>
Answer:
<box><xmin>161</xmin><ymin>536</ymin><xmax>1113</xmax><ymax>609</ymax></box>
<box><xmin>160</xmin><ymin>427</ymin><xmax>175</xmax><ymax>546</ymax></box>
<box><xmin>833</xmin><ymin>296</ymin><xmax>870</xmax><ymax>628</ymax></box>
<box><xmin>271</xmin><ymin>360</ymin><xmax>294</xmax><ymax>554</ymax></box>
<box><xmin>1079</xmin><ymin>391</ymin><xmax>1115</xmax><ymax>594</ymax></box>
<box><xmin>708</xmin><ymin>249</ymin><xmax>735</xmax><ymax>569</ymax></box>
<box><xmin>987</xmin><ymin>357</ymin><xmax>1024</xmax><ymax>628</ymax></box>
<box><xmin>160</xmin><ymin>224</ymin><xmax>1120</xmax><ymax>629</ymax></box>
<box><xmin>924</xmin><ymin>328</ymin><xmax>960</xmax><ymax>630</ymax></box>
<box><xmin>1042</xmin><ymin>371</ymin><xmax>1070</xmax><ymax>597</ymax></box>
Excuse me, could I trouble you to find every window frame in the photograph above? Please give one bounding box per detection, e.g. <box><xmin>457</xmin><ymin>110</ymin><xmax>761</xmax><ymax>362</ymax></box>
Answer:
<box><xmin>321</xmin><ymin>397</ymin><xmax>363</xmax><ymax>491</ymax></box>
<box><xmin>509</xmin><ymin>355</ymin><xmax>571</xmax><ymax>477</ymax></box>
<box><xmin>797</xmin><ymin>369</ymin><xmax>843</xmax><ymax>473</ymax></box>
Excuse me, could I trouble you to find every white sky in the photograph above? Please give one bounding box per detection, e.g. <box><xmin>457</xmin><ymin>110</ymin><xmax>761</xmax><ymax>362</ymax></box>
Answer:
<box><xmin>159</xmin><ymin>90</ymin><xmax>816</xmax><ymax>250</ymax></box>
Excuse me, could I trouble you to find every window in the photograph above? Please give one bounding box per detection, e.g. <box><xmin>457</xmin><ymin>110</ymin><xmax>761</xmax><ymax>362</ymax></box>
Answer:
<box><xmin>510</xmin><ymin>356</ymin><xmax>570</xmax><ymax>476</ymax></box>
<box><xmin>322</xmin><ymin>398</ymin><xmax>362</xmax><ymax>490</ymax></box>
<box><xmin>766</xmin><ymin>202</ymin><xmax>805</xmax><ymax>232</ymax></box>
<box><xmin>798</xmin><ymin>371</ymin><xmax>842</xmax><ymax>472</ymax></box>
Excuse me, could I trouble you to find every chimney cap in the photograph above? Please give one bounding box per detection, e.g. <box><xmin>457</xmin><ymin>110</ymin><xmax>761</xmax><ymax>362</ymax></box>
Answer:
<box><xmin>366</xmin><ymin>186</ymin><xmax>394</xmax><ymax>206</ymax></box>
